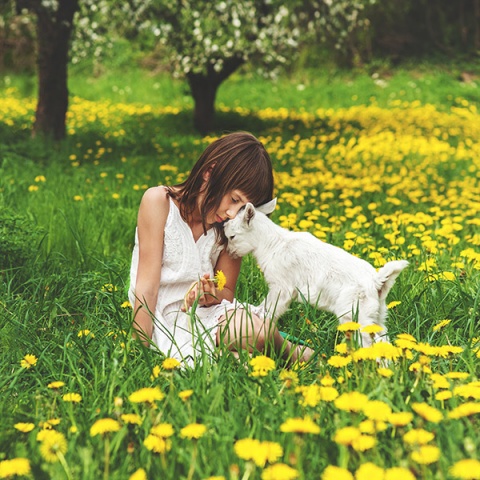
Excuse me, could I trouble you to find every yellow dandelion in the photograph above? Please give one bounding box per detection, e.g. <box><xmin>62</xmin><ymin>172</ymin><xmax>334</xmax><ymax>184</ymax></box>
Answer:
<box><xmin>128</xmin><ymin>387</ymin><xmax>164</xmax><ymax>404</ymax></box>
<box><xmin>261</xmin><ymin>463</ymin><xmax>299</xmax><ymax>480</ymax></box>
<box><xmin>178</xmin><ymin>389</ymin><xmax>194</xmax><ymax>401</ymax></box>
<box><xmin>234</xmin><ymin>438</ymin><xmax>260</xmax><ymax>461</ymax></box>
<box><xmin>453</xmin><ymin>383</ymin><xmax>480</xmax><ymax>400</ymax></box>
<box><xmin>279</xmin><ymin>370</ymin><xmax>299</xmax><ymax>388</ymax></box>
<box><xmin>129</xmin><ymin>468</ymin><xmax>147</xmax><ymax>480</ymax></box>
<box><xmin>179</xmin><ymin>423</ymin><xmax>207</xmax><ymax>439</ymax></box>
<box><xmin>162</xmin><ymin>357</ymin><xmax>181</xmax><ymax>370</ymax></box>
<box><xmin>90</xmin><ymin>418</ymin><xmax>121</xmax><ymax>436</ymax></box>
<box><xmin>396</xmin><ymin>333</ymin><xmax>417</xmax><ymax>343</ymax></box>
<box><xmin>252</xmin><ymin>441</ymin><xmax>283</xmax><ymax>467</ymax></box>
<box><xmin>14</xmin><ymin>422</ymin><xmax>35</xmax><ymax>433</ymax></box>
<box><xmin>337</xmin><ymin>322</ymin><xmax>361</xmax><ymax>332</ymax></box>
<box><xmin>150</xmin><ymin>423</ymin><xmax>174</xmax><ymax>438</ymax></box>
<box><xmin>151</xmin><ymin>365</ymin><xmax>161</xmax><ymax>380</ymax></box>
<box><xmin>363</xmin><ymin>400</ymin><xmax>392</xmax><ymax>421</ymax></box>
<box><xmin>101</xmin><ymin>283</ymin><xmax>117</xmax><ymax>292</ymax></box>
<box><xmin>62</xmin><ymin>393</ymin><xmax>82</xmax><ymax>403</ymax></box>
<box><xmin>47</xmin><ymin>381</ymin><xmax>65</xmax><ymax>389</ymax></box>
<box><xmin>328</xmin><ymin>355</ymin><xmax>352</xmax><ymax>368</ymax></box>
<box><xmin>435</xmin><ymin>390</ymin><xmax>453</xmax><ymax>401</ymax></box>
<box><xmin>445</xmin><ymin>372</ymin><xmax>470</xmax><ymax>380</ymax></box>
<box><xmin>384</xmin><ymin>467</ymin><xmax>416</xmax><ymax>480</ymax></box>
<box><xmin>388</xmin><ymin>412</ymin><xmax>413</xmax><ymax>427</ymax></box>
<box><xmin>38</xmin><ymin>430</ymin><xmax>68</xmax><ymax>463</ymax></box>
<box><xmin>214</xmin><ymin>270</ymin><xmax>227</xmax><ymax>291</ymax></box>
<box><xmin>320</xmin><ymin>373</ymin><xmax>335</xmax><ymax>386</ymax></box>
<box><xmin>433</xmin><ymin>319</ymin><xmax>451</xmax><ymax>332</ymax></box>
<box><xmin>334</xmin><ymin>426</ymin><xmax>361</xmax><ymax>446</ymax></box>
<box><xmin>449</xmin><ymin>459</ymin><xmax>480</xmax><ymax>479</ymax></box>
<box><xmin>0</xmin><ymin>458</ymin><xmax>31</xmax><ymax>478</ymax></box>
<box><xmin>411</xmin><ymin>445</ymin><xmax>441</xmax><ymax>465</ymax></box>
<box><xmin>322</xmin><ymin>465</ymin><xmax>354</xmax><ymax>480</ymax></box>
<box><xmin>448</xmin><ymin>402</ymin><xmax>480</xmax><ymax>419</ymax></box>
<box><xmin>387</xmin><ymin>301</ymin><xmax>402</xmax><ymax>309</ymax></box>
<box><xmin>335</xmin><ymin>343</ymin><xmax>349</xmax><ymax>354</ymax></box>
<box><xmin>280</xmin><ymin>417</ymin><xmax>320</xmax><ymax>434</ymax></box>
<box><xmin>403</xmin><ymin>428</ymin><xmax>435</xmax><ymax>445</ymax></box>
<box><xmin>352</xmin><ymin>435</ymin><xmax>377</xmax><ymax>452</ymax></box>
<box><xmin>121</xmin><ymin>300</ymin><xmax>132</xmax><ymax>308</ymax></box>
<box><xmin>411</xmin><ymin>402</ymin><xmax>443</xmax><ymax>423</ymax></box>
<box><xmin>430</xmin><ymin>373</ymin><xmax>450</xmax><ymax>389</ymax></box>
<box><xmin>250</xmin><ymin>355</ymin><xmax>276</xmax><ymax>377</ymax></box>
<box><xmin>334</xmin><ymin>391</ymin><xmax>369</xmax><ymax>412</ymax></box>
<box><xmin>361</xmin><ymin>324</ymin><xmax>384</xmax><ymax>334</ymax></box>
<box><xmin>143</xmin><ymin>434</ymin><xmax>171</xmax><ymax>454</ymax></box>
<box><xmin>377</xmin><ymin>367</ymin><xmax>394</xmax><ymax>377</ymax></box>
<box><xmin>20</xmin><ymin>354</ymin><xmax>37</xmax><ymax>369</ymax></box>
<box><xmin>77</xmin><ymin>329</ymin><xmax>92</xmax><ymax>338</ymax></box>
<box><xmin>42</xmin><ymin>419</ymin><xmax>61</xmax><ymax>429</ymax></box>
<box><xmin>355</xmin><ymin>462</ymin><xmax>384</xmax><ymax>480</ymax></box>
<box><xmin>120</xmin><ymin>413</ymin><xmax>142</xmax><ymax>425</ymax></box>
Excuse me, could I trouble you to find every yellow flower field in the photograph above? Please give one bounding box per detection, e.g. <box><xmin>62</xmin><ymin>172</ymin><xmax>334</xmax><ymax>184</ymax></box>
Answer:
<box><xmin>0</xmin><ymin>86</ymin><xmax>479</xmax><ymax>479</ymax></box>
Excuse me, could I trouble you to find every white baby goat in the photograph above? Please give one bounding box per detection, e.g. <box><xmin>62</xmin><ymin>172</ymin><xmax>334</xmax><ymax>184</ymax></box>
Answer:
<box><xmin>224</xmin><ymin>200</ymin><xmax>409</xmax><ymax>347</ymax></box>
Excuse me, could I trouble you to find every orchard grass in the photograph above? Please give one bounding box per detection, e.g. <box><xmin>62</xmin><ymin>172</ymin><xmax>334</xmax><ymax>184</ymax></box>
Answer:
<box><xmin>0</xmin><ymin>66</ymin><xmax>479</xmax><ymax>479</ymax></box>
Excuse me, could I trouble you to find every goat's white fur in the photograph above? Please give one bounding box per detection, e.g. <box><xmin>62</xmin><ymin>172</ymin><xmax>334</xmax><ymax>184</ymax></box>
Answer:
<box><xmin>224</xmin><ymin>201</ymin><xmax>408</xmax><ymax>346</ymax></box>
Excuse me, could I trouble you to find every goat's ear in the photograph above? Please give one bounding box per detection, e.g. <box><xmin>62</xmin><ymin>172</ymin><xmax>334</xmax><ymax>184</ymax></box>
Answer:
<box><xmin>256</xmin><ymin>198</ymin><xmax>277</xmax><ymax>216</ymax></box>
<box><xmin>243</xmin><ymin>203</ymin><xmax>256</xmax><ymax>226</ymax></box>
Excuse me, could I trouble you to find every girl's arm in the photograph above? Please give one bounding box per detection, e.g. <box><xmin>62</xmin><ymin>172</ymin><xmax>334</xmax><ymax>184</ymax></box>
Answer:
<box><xmin>132</xmin><ymin>187</ymin><xmax>169</xmax><ymax>345</ymax></box>
<box><xmin>214</xmin><ymin>249</ymin><xmax>242</xmax><ymax>303</ymax></box>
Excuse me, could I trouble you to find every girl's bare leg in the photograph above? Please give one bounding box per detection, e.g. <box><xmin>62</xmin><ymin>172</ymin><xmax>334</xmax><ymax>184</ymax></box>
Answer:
<box><xmin>216</xmin><ymin>308</ymin><xmax>314</xmax><ymax>363</ymax></box>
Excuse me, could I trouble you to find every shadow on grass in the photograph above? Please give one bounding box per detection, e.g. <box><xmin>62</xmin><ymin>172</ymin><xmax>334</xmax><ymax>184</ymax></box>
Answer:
<box><xmin>0</xmin><ymin>106</ymin><xmax>333</xmax><ymax>170</ymax></box>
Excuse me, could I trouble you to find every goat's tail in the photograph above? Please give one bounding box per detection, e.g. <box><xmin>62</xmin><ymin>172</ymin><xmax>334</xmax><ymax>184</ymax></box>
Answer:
<box><xmin>375</xmin><ymin>260</ymin><xmax>409</xmax><ymax>301</ymax></box>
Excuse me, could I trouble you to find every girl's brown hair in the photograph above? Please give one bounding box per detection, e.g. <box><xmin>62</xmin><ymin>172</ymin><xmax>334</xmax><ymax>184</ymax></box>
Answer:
<box><xmin>168</xmin><ymin>132</ymin><xmax>274</xmax><ymax>244</ymax></box>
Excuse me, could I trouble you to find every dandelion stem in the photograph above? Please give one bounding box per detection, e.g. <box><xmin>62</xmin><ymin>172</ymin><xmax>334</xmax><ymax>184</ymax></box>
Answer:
<box><xmin>186</xmin><ymin>441</ymin><xmax>198</xmax><ymax>480</ymax></box>
<box><xmin>240</xmin><ymin>461</ymin><xmax>255</xmax><ymax>480</ymax></box>
<box><xmin>104</xmin><ymin>435</ymin><xmax>110</xmax><ymax>480</ymax></box>
<box><xmin>57</xmin><ymin>451</ymin><xmax>73</xmax><ymax>480</ymax></box>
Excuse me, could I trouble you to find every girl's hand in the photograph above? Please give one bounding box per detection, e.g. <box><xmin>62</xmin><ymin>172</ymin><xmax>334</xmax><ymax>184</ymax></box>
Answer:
<box><xmin>183</xmin><ymin>273</ymin><xmax>217</xmax><ymax>311</ymax></box>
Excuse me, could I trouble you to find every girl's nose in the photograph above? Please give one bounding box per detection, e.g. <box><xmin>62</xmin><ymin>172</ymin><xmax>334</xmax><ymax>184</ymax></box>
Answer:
<box><xmin>226</xmin><ymin>205</ymin><xmax>241</xmax><ymax>219</ymax></box>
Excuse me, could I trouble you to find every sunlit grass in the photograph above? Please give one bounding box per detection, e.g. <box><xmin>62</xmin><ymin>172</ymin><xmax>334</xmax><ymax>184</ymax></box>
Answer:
<box><xmin>0</xmin><ymin>71</ymin><xmax>479</xmax><ymax>479</ymax></box>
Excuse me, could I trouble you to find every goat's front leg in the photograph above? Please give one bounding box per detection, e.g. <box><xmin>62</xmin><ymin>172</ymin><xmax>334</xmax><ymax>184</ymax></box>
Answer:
<box><xmin>260</xmin><ymin>286</ymin><xmax>295</xmax><ymax>320</ymax></box>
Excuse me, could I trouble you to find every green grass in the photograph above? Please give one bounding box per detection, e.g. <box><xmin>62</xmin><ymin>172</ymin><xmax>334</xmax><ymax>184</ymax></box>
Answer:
<box><xmin>0</xmin><ymin>63</ymin><xmax>479</xmax><ymax>479</ymax></box>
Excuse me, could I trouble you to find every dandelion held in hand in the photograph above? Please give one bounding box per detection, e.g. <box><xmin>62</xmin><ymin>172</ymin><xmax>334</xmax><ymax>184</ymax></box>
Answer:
<box><xmin>213</xmin><ymin>270</ymin><xmax>226</xmax><ymax>291</ymax></box>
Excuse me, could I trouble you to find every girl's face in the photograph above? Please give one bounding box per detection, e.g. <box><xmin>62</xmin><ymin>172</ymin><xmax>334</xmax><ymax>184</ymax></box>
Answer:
<box><xmin>206</xmin><ymin>189</ymin><xmax>250</xmax><ymax>226</ymax></box>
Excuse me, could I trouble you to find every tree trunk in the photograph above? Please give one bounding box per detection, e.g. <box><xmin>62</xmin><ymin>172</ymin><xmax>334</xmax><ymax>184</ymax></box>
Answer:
<box><xmin>33</xmin><ymin>0</ymin><xmax>78</xmax><ymax>140</ymax></box>
<box><xmin>187</xmin><ymin>56</ymin><xmax>245</xmax><ymax>135</ymax></box>
<box><xmin>187</xmin><ymin>74</ymin><xmax>219</xmax><ymax>136</ymax></box>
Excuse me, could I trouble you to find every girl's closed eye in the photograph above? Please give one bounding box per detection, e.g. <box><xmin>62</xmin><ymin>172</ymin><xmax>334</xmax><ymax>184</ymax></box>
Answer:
<box><xmin>232</xmin><ymin>197</ymin><xmax>239</xmax><ymax>204</ymax></box>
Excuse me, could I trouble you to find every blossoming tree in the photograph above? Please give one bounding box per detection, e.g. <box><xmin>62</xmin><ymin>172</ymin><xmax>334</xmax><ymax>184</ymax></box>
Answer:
<box><xmin>127</xmin><ymin>0</ymin><xmax>376</xmax><ymax>134</ymax></box>
<box><xmin>2</xmin><ymin>0</ymin><xmax>375</xmax><ymax>139</ymax></box>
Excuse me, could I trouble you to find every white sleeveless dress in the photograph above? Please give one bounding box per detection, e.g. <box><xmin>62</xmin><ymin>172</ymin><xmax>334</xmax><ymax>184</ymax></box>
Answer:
<box><xmin>128</xmin><ymin>197</ymin><xmax>262</xmax><ymax>365</ymax></box>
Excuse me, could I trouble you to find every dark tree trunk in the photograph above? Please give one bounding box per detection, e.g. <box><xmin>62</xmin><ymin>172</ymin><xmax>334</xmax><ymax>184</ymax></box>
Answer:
<box><xmin>22</xmin><ymin>0</ymin><xmax>79</xmax><ymax>140</ymax></box>
<box><xmin>187</xmin><ymin>74</ymin><xmax>219</xmax><ymax>136</ymax></box>
<box><xmin>186</xmin><ymin>56</ymin><xmax>245</xmax><ymax>135</ymax></box>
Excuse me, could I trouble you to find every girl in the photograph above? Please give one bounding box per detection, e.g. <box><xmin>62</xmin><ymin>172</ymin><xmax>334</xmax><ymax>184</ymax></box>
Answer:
<box><xmin>128</xmin><ymin>132</ymin><xmax>313</xmax><ymax>365</ymax></box>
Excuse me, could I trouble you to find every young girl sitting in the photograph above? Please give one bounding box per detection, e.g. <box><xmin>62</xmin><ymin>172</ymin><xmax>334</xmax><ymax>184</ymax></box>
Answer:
<box><xmin>128</xmin><ymin>131</ymin><xmax>313</xmax><ymax>366</ymax></box>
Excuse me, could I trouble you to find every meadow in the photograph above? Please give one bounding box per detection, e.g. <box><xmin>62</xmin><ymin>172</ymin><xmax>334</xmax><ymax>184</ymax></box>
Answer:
<box><xmin>0</xmin><ymin>64</ymin><xmax>479</xmax><ymax>479</ymax></box>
